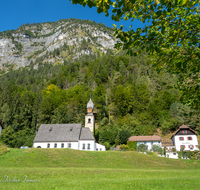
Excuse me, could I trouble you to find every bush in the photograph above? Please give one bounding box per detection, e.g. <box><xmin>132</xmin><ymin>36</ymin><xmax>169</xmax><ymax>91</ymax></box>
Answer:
<box><xmin>0</xmin><ymin>142</ymin><xmax>9</xmax><ymax>155</ymax></box>
<box><xmin>137</xmin><ymin>144</ymin><xmax>148</xmax><ymax>152</ymax></box>
<box><xmin>127</xmin><ymin>141</ymin><xmax>137</xmax><ymax>151</ymax></box>
<box><xmin>119</xmin><ymin>144</ymin><xmax>129</xmax><ymax>151</ymax></box>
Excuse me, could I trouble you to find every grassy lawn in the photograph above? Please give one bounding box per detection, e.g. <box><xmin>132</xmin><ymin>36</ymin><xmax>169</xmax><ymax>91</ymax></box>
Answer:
<box><xmin>0</xmin><ymin>149</ymin><xmax>200</xmax><ymax>189</ymax></box>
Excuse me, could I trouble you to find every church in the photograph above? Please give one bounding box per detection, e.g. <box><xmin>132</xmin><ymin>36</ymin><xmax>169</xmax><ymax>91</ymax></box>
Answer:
<box><xmin>33</xmin><ymin>99</ymin><xmax>106</xmax><ymax>151</ymax></box>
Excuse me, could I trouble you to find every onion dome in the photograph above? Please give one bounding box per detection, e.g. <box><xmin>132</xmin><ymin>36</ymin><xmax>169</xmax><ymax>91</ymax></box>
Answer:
<box><xmin>87</xmin><ymin>98</ymin><xmax>94</xmax><ymax>109</ymax></box>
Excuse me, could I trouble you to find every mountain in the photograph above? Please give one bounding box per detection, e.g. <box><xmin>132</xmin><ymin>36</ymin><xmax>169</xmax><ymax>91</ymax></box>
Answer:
<box><xmin>0</xmin><ymin>18</ymin><xmax>116</xmax><ymax>71</ymax></box>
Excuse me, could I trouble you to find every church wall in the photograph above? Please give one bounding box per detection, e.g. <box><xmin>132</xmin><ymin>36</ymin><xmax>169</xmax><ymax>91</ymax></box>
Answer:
<box><xmin>33</xmin><ymin>142</ymin><xmax>79</xmax><ymax>149</ymax></box>
<box><xmin>78</xmin><ymin>140</ymin><xmax>95</xmax><ymax>151</ymax></box>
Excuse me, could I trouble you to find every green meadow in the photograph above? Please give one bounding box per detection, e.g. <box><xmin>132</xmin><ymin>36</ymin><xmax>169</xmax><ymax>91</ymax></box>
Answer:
<box><xmin>0</xmin><ymin>149</ymin><xmax>200</xmax><ymax>189</ymax></box>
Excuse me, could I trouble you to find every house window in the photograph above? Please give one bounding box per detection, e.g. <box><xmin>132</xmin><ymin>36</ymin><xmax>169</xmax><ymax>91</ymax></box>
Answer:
<box><xmin>151</xmin><ymin>142</ymin><xmax>153</xmax><ymax>145</ymax></box>
<box><xmin>87</xmin><ymin>144</ymin><xmax>90</xmax><ymax>150</ymax></box>
<box><xmin>96</xmin><ymin>148</ymin><xmax>98</xmax><ymax>151</ymax></box>
<box><xmin>169</xmin><ymin>147</ymin><xmax>171</xmax><ymax>150</ymax></box>
<box><xmin>179</xmin><ymin>137</ymin><xmax>184</xmax><ymax>141</ymax></box>
<box><xmin>47</xmin><ymin>143</ymin><xmax>50</xmax><ymax>148</ymax></box>
<box><xmin>189</xmin><ymin>145</ymin><xmax>194</xmax><ymax>149</ymax></box>
<box><xmin>144</xmin><ymin>142</ymin><xmax>146</xmax><ymax>145</ymax></box>
<box><xmin>173</xmin><ymin>153</ymin><xmax>176</xmax><ymax>155</ymax></box>
<box><xmin>88</xmin><ymin>118</ymin><xmax>91</xmax><ymax>123</ymax></box>
<box><xmin>54</xmin><ymin>143</ymin><xmax>57</xmax><ymax>148</ymax></box>
<box><xmin>182</xmin><ymin>130</ymin><xmax>187</xmax><ymax>134</ymax></box>
<box><xmin>68</xmin><ymin>143</ymin><xmax>71</xmax><ymax>148</ymax></box>
<box><xmin>180</xmin><ymin>145</ymin><xmax>185</xmax><ymax>149</ymax></box>
<box><xmin>61</xmin><ymin>143</ymin><xmax>64</xmax><ymax>148</ymax></box>
<box><xmin>82</xmin><ymin>143</ymin><xmax>85</xmax><ymax>150</ymax></box>
<box><xmin>187</xmin><ymin>137</ymin><xmax>192</xmax><ymax>140</ymax></box>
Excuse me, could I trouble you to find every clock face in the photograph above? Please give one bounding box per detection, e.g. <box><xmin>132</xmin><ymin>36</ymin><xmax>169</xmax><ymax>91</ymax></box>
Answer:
<box><xmin>87</xmin><ymin>108</ymin><xmax>92</xmax><ymax>113</ymax></box>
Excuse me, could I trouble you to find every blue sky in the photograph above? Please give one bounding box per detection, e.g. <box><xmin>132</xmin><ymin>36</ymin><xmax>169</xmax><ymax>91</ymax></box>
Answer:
<box><xmin>0</xmin><ymin>0</ymin><xmax>145</xmax><ymax>32</ymax></box>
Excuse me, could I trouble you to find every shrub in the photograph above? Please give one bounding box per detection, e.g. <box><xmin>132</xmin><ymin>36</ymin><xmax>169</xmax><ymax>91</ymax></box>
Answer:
<box><xmin>0</xmin><ymin>142</ymin><xmax>9</xmax><ymax>155</ymax></box>
<box><xmin>137</xmin><ymin>144</ymin><xmax>148</xmax><ymax>152</ymax></box>
<box><xmin>119</xmin><ymin>144</ymin><xmax>129</xmax><ymax>151</ymax></box>
<box><xmin>127</xmin><ymin>141</ymin><xmax>137</xmax><ymax>151</ymax></box>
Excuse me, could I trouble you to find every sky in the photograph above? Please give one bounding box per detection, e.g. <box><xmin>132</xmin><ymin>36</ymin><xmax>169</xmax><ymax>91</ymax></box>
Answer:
<box><xmin>0</xmin><ymin>0</ymin><xmax>145</xmax><ymax>32</ymax></box>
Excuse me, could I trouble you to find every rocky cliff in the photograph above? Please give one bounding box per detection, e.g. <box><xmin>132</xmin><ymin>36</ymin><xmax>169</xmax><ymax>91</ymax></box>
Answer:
<box><xmin>0</xmin><ymin>19</ymin><xmax>117</xmax><ymax>71</ymax></box>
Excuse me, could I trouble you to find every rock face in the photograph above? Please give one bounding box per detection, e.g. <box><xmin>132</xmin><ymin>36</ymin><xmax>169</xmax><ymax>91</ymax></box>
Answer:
<box><xmin>0</xmin><ymin>19</ymin><xmax>117</xmax><ymax>70</ymax></box>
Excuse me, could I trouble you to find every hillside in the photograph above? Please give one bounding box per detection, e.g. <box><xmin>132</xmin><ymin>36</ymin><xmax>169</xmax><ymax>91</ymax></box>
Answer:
<box><xmin>0</xmin><ymin>19</ymin><xmax>199</xmax><ymax>150</ymax></box>
<box><xmin>0</xmin><ymin>18</ymin><xmax>116</xmax><ymax>71</ymax></box>
<box><xmin>1</xmin><ymin>148</ymin><xmax>200</xmax><ymax>169</ymax></box>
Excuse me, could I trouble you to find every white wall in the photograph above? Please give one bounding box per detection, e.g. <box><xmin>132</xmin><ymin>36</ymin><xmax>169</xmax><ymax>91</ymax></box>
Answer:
<box><xmin>33</xmin><ymin>142</ymin><xmax>78</xmax><ymax>149</ymax></box>
<box><xmin>78</xmin><ymin>140</ymin><xmax>95</xmax><ymax>151</ymax></box>
<box><xmin>174</xmin><ymin>135</ymin><xmax>199</xmax><ymax>151</ymax></box>
<box><xmin>137</xmin><ymin>141</ymin><xmax>162</xmax><ymax>151</ymax></box>
<box><xmin>95</xmin><ymin>143</ymin><xmax>106</xmax><ymax>151</ymax></box>
<box><xmin>166</xmin><ymin>152</ymin><xmax>178</xmax><ymax>159</ymax></box>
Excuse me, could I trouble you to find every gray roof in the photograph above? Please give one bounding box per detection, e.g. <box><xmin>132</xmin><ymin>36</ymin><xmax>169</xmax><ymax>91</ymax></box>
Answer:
<box><xmin>87</xmin><ymin>98</ymin><xmax>94</xmax><ymax>109</ymax></box>
<box><xmin>33</xmin><ymin>124</ymin><xmax>82</xmax><ymax>142</ymax></box>
<box><xmin>80</xmin><ymin>128</ymin><xmax>95</xmax><ymax>140</ymax></box>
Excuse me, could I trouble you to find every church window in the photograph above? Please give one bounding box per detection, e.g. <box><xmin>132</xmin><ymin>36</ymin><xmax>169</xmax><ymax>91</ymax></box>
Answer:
<box><xmin>47</xmin><ymin>143</ymin><xmax>50</xmax><ymax>148</ymax></box>
<box><xmin>88</xmin><ymin>118</ymin><xmax>91</xmax><ymax>123</ymax></box>
<box><xmin>68</xmin><ymin>143</ymin><xmax>71</xmax><ymax>148</ymax></box>
<box><xmin>61</xmin><ymin>143</ymin><xmax>64</xmax><ymax>148</ymax></box>
<box><xmin>82</xmin><ymin>143</ymin><xmax>85</xmax><ymax>150</ymax></box>
<box><xmin>87</xmin><ymin>144</ymin><xmax>90</xmax><ymax>150</ymax></box>
<box><xmin>54</xmin><ymin>143</ymin><xmax>57</xmax><ymax>148</ymax></box>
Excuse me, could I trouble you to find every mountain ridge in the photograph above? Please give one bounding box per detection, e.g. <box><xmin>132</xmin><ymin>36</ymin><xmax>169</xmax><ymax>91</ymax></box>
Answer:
<box><xmin>0</xmin><ymin>18</ymin><xmax>117</xmax><ymax>71</ymax></box>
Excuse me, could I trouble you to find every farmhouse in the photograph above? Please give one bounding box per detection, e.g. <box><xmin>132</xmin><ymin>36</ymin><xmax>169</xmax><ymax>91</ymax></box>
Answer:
<box><xmin>0</xmin><ymin>120</ymin><xmax>5</xmax><ymax>137</ymax></box>
<box><xmin>33</xmin><ymin>99</ymin><xmax>105</xmax><ymax>151</ymax></box>
<box><xmin>171</xmin><ymin>125</ymin><xmax>199</xmax><ymax>151</ymax></box>
<box><xmin>161</xmin><ymin>125</ymin><xmax>199</xmax><ymax>159</ymax></box>
<box><xmin>128</xmin><ymin>135</ymin><xmax>162</xmax><ymax>151</ymax></box>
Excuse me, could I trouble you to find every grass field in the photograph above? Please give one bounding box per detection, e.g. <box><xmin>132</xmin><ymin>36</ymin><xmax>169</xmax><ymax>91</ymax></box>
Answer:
<box><xmin>0</xmin><ymin>148</ymin><xmax>200</xmax><ymax>189</ymax></box>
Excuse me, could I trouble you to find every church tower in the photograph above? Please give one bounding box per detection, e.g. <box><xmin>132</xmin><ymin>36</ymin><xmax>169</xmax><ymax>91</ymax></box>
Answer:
<box><xmin>85</xmin><ymin>98</ymin><xmax>94</xmax><ymax>132</ymax></box>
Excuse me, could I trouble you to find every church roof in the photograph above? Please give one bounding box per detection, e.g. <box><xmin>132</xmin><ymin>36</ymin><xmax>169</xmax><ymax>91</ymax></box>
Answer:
<box><xmin>80</xmin><ymin>128</ymin><xmax>95</xmax><ymax>140</ymax></box>
<box><xmin>87</xmin><ymin>98</ymin><xmax>94</xmax><ymax>109</ymax></box>
<box><xmin>33</xmin><ymin>124</ymin><xmax>95</xmax><ymax>142</ymax></box>
<box><xmin>33</xmin><ymin>124</ymin><xmax>82</xmax><ymax>142</ymax></box>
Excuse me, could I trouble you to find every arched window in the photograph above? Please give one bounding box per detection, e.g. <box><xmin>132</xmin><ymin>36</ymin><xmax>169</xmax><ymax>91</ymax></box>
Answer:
<box><xmin>88</xmin><ymin>118</ymin><xmax>91</xmax><ymax>123</ymax></box>
<box><xmin>54</xmin><ymin>143</ymin><xmax>57</xmax><ymax>148</ymax></box>
<box><xmin>61</xmin><ymin>143</ymin><xmax>64</xmax><ymax>148</ymax></box>
<box><xmin>82</xmin><ymin>143</ymin><xmax>85</xmax><ymax>150</ymax></box>
<box><xmin>87</xmin><ymin>144</ymin><xmax>90</xmax><ymax>150</ymax></box>
<box><xmin>68</xmin><ymin>143</ymin><xmax>71</xmax><ymax>148</ymax></box>
<box><xmin>47</xmin><ymin>143</ymin><xmax>50</xmax><ymax>148</ymax></box>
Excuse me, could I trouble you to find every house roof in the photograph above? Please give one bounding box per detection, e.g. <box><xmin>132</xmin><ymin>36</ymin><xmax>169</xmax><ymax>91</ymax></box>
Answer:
<box><xmin>0</xmin><ymin>120</ymin><xmax>5</xmax><ymax>129</ymax></box>
<box><xmin>128</xmin><ymin>135</ymin><xmax>161</xmax><ymax>142</ymax></box>
<box><xmin>161</xmin><ymin>138</ymin><xmax>174</xmax><ymax>146</ymax></box>
<box><xmin>33</xmin><ymin>124</ymin><xmax>82</xmax><ymax>142</ymax></box>
<box><xmin>171</xmin><ymin>124</ymin><xmax>198</xmax><ymax>139</ymax></box>
<box><xmin>80</xmin><ymin>127</ymin><xmax>95</xmax><ymax>140</ymax></box>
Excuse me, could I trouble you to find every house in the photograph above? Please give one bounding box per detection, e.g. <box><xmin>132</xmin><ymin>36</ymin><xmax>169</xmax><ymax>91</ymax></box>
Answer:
<box><xmin>128</xmin><ymin>135</ymin><xmax>162</xmax><ymax>151</ymax></box>
<box><xmin>0</xmin><ymin>120</ymin><xmax>5</xmax><ymax>137</ymax></box>
<box><xmin>161</xmin><ymin>125</ymin><xmax>199</xmax><ymax>159</ymax></box>
<box><xmin>161</xmin><ymin>139</ymin><xmax>177</xmax><ymax>159</ymax></box>
<box><xmin>33</xmin><ymin>99</ymin><xmax>105</xmax><ymax>151</ymax></box>
<box><xmin>170</xmin><ymin>124</ymin><xmax>199</xmax><ymax>151</ymax></box>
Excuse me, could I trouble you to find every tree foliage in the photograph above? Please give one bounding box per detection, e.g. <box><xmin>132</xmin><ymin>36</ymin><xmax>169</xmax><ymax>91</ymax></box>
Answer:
<box><xmin>71</xmin><ymin>0</ymin><xmax>200</xmax><ymax>109</ymax></box>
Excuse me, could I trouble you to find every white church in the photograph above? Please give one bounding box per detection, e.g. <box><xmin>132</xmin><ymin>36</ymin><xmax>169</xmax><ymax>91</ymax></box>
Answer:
<box><xmin>33</xmin><ymin>99</ymin><xmax>106</xmax><ymax>151</ymax></box>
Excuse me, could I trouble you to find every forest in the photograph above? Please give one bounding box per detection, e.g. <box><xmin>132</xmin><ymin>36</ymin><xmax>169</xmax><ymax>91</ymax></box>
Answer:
<box><xmin>0</xmin><ymin>51</ymin><xmax>199</xmax><ymax>149</ymax></box>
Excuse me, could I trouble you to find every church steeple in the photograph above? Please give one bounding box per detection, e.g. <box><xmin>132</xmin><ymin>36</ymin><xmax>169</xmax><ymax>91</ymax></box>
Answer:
<box><xmin>87</xmin><ymin>98</ymin><xmax>94</xmax><ymax>114</ymax></box>
<box><xmin>85</xmin><ymin>98</ymin><xmax>95</xmax><ymax>132</ymax></box>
